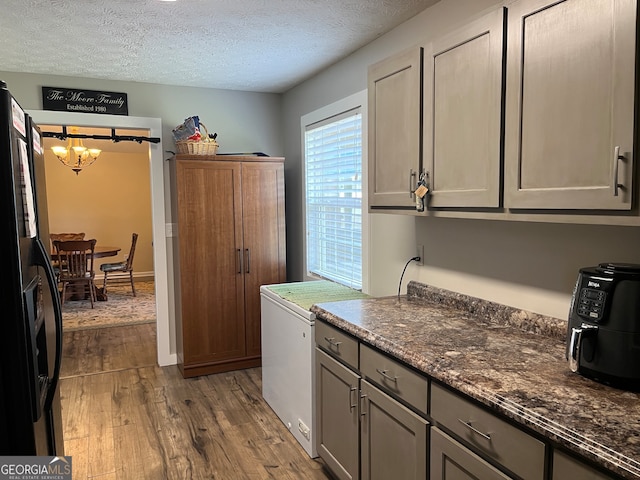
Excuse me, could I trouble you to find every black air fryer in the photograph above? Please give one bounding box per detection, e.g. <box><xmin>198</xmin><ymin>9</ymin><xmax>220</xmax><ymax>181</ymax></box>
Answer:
<box><xmin>567</xmin><ymin>263</ymin><xmax>640</xmax><ymax>390</ymax></box>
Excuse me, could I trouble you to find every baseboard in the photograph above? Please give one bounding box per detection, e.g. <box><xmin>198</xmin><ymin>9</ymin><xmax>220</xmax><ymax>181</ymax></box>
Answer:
<box><xmin>100</xmin><ymin>271</ymin><xmax>155</xmax><ymax>282</ymax></box>
<box><xmin>134</xmin><ymin>271</ymin><xmax>155</xmax><ymax>282</ymax></box>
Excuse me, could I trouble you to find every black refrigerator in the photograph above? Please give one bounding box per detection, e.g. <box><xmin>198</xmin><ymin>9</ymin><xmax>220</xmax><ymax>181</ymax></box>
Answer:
<box><xmin>0</xmin><ymin>80</ymin><xmax>64</xmax><ymax>455</ymax></box>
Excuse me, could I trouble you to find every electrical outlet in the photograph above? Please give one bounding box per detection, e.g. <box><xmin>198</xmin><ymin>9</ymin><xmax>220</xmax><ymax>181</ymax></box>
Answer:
<box><xmin>298</xmin><ymin>419</ymin><xmax>310</xmax><ymax>440</ymax></box>
<box><xmin>416</xmin><ymin>245</ymin><xmax>424</xmax><ymax>266</ymax></box>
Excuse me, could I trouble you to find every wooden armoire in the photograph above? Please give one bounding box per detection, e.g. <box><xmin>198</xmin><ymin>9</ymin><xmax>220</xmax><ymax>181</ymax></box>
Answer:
<box><xmin>173</xmin><ymin>155</ymin><xmax>286</xmax><ymax>378</ymax></box>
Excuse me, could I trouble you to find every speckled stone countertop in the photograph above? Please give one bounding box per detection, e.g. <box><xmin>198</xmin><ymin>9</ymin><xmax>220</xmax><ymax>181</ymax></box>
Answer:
<box><xmin>310</xmin><ymin>281</ymin><xmax>640</xmax><ymax>480</ymax></box>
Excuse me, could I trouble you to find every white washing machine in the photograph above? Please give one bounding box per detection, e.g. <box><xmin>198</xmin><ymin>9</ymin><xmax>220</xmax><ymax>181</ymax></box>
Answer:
<box><xmin>260</xmin><ymin>280</ymin><xmax>368</xmax><ymax>458</ymax></box>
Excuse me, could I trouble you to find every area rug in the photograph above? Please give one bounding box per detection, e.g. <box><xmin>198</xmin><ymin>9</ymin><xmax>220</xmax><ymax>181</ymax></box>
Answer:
<box><xmin>61</xmin><ymin>280</ymin><xmax>156</xmax><ymax>332</ymax></box>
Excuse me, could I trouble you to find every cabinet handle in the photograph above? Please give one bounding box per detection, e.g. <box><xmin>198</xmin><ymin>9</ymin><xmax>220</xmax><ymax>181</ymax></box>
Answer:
<box><xmin>458</xmin><ymin>419</ymin><xmax>492</xmax><ymax>442</ymax></box>
<box><xmin>236</xmin><ymin>249</ymin><xmax>242</xmax><ymax>274</ymax></box>
<box><xmin>409</xmin><ymin>169</ymin><xmax>417</xmax><ymax>198</ymax></box>
<box><xmin>245</xmin><ymin>248</ymin><xmax>250</xmax><ymax>273</ymax></box>
<box><xmin>349</xmin><ymin>387</ymin><xmax>357</xmax><ymax>412</ymax></box>
<box><xmin>360</xmin><ymin>394</ymin><xmax>367</xmax><ymax>417</ymax></box>
<box><xmin>612</xmin><ymin>146</ymin><xmax>624</xmax><ymax>197</ymax></box>
<box><xmin>323</xmin><ymin>337</ymin><xmax>342</xmax><ymax>350</ymax></box>
<box><xmin>375</xmin><ymin>368</ymin><xmax>398</xmax><ymax>383</ymax></box>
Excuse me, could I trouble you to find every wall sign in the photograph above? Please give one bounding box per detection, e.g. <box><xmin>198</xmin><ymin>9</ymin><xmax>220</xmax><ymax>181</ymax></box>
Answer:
<box><xmin>42</xmin><ymin>86</ymin><xmax>128</xmax><ymax>115</ymax></box>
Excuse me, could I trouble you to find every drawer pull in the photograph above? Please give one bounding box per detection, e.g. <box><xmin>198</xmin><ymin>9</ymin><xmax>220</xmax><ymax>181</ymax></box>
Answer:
<box><xmin>323</xmin><ymin>337</ymin><xmax>342</xmax><ymax>349</ymax></box>
<box><xmin>458</xmin><ymin>419</ymin><xmax>492</xmax><ymax>442</ymax></box>
<box><xmin>375</xmin><ymin>368</ymin><xmax>398</xmax><ymax>383</ymax></box>
<box><xmin>349</xmin><ymin>387</ymin><xmax>357</xmax><ymax>412</ymax></box>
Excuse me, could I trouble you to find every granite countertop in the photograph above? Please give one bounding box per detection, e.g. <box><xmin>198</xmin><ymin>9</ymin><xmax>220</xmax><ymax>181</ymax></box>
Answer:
<box><xmin>310</xmin><ymin>281</ymin><xmax>640</xmax><ymax>480</ymax></box>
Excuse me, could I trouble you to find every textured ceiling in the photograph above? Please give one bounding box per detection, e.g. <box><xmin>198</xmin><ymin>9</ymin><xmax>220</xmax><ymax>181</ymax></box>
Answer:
<box><xmin>0</xmin><ymin>0</ymin><xmax>438</xmax><ymax>93</ymax></box>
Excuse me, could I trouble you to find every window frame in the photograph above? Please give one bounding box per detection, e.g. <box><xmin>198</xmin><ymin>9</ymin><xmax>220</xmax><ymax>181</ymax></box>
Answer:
<box><xmin>300</xmin><ymin>90</ymin><xmax>369</xmax><ymax>292</ymax></box>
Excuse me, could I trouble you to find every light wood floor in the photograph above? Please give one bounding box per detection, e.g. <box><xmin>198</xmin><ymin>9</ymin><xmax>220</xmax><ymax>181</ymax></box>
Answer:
<box><xmin>60</xmin><ymin>324</ymin><xmax>331</xmax><ymax>479</ymax></box>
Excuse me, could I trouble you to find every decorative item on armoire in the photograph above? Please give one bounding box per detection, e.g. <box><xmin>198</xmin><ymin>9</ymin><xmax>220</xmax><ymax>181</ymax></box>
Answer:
<box><xmin>172</xmin><ymin>115</ymin><xmax>219</xmax><ymax>155</ymax></box>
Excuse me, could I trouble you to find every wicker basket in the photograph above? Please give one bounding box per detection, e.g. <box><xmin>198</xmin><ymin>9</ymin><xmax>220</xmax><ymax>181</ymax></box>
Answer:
<box><xmin>176</xmin><ymin>122</ymin><xmax>219</xmax><ymax>155</ymax></box>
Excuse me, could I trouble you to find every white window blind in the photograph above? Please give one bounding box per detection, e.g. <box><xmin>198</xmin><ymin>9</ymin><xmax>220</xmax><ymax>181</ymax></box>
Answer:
<box><xmin>305</xmin><ymin>108</ymin><xmax>362</xmax><ymax>289</ymax></box>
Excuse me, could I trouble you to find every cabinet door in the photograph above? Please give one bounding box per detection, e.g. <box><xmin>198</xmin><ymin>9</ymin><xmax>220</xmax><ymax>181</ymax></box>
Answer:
<box><xmin>424</xmin><ymin>8</ymin><xmax>505</xmax><ymax>208</ymax></box>
<box><xmin>176</xmin><ymin>160</ymin><xmax>246</xmax><ymax>365</ymax></box>
<box><xmin>368</xmin><ymin>46</ymin><xmax>423</xmax><ymax>209</ymax></box>
<box><xmin>241</xmin><ymin>161</ymin><xmax>286</xmax><ymax>357</ymax></box>
<box><xmin>504</xmin><ymin>0</ymin><xmax>636</xmax><ymax>210</ymax></box>
<box><xmin>360</xmin><ymin>380</ymin><xmax>428</xmax><ymax>480</ymax></box>
<box><xmin>430</xmin><ymin>427</ymin><xmax>512</xmax><ymax>480</ymax></box>
<box><xmin>316</xmin><ymin>348</ymin><xmax>360</xmax><ymax>480</ymax></box>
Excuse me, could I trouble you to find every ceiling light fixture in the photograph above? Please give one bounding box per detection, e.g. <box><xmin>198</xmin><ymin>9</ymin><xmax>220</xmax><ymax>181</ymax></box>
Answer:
<box><xmin>50</xmin><ymin>127</ymin><xmax>101</xmax><ymax>175</ymax></box>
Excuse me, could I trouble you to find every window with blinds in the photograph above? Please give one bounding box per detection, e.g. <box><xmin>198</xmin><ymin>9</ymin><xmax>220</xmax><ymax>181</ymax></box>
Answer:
<box><xmin>304</xmin><ymin>108</ymin><xmax>362</xmax><ymax>289</ymax></box>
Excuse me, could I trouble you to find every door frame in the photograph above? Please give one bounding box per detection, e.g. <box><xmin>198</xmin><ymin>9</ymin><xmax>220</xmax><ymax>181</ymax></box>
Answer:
<box><xmin>28</xmin><ymin>109</ymin><xmax>175</xmax><ymax>367</ymax></box>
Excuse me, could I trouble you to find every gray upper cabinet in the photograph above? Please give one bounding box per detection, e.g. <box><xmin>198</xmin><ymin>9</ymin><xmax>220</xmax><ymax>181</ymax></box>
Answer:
<box><xmin>368</xmin><ymin>46</ymin><xmax>423</xmax><ymax>210</ymax></box>
<box><xmin>504</xmin><ymin>0</ymin><xmax>636</xmax><ymax>210</ymax></box>
<box><xmin>424</xmin><ymin>8</ymin><xmax>506</xmax><ymax>208</ymax></box>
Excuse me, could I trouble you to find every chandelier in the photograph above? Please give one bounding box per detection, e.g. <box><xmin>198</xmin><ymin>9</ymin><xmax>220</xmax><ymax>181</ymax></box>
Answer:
<box><xmin>50</xmin><ymin>127</ymin><xmax>101</xmax><ymax>175</ymax></box>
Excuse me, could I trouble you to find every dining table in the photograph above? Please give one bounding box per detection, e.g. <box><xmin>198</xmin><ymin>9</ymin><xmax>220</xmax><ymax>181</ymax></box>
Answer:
<box><xmin>92</xmin><ymin>245</ymin><xmax>121</xmax><ymax>259</ymax></box>
<box><xmin>50</xmin><ymin>245</ymin><xmax>121</xmax><ymax>259</ymax></box>
<box><xmin>50</xmin><ymin>245</ymin><xmax>122</xmax><ymax>302</ymax></box>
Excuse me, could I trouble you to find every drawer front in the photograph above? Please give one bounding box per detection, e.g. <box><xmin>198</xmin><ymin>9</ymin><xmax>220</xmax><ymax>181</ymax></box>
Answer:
<box><xmin>431</xmin><ymin>427</ymin><xmax>512</xmax><ymax>480</ymax></box>
<box><xmin>360</xmin><ymin>343</ymin><xmax>428</xmax><ymax>415</ymax></box>
<box><xmin>431</xmin><ymin>383</ymin><xmax>545</xmax><ymax>480</ymax></box>
<box><xmin>552</xmin><ymin>451</ymin><xmax>615</xmax><ymax>480</ymax></box>
<box><xmin>316</xmin><ymin>321</ymin><xmax>359</xmax><ymax>370</ymax></box>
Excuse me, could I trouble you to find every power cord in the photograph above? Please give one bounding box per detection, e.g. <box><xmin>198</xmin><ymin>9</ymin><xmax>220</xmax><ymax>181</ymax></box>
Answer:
<box><xmin>397</xmin><ymin>256</ymin><xmax>421</xmax><ymax>298</ymax></box>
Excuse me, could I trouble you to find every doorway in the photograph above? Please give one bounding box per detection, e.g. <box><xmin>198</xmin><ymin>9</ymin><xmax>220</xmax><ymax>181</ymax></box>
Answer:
<box><xmin>28</xmin><ymin>110</ymin><xmax>174</xmax><ymax>367</ymax></box>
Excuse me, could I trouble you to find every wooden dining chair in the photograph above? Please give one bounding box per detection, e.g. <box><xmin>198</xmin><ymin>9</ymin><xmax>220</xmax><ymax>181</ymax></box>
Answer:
<box><xmin>50</xmin><ymin>232</ymin><xmax>86</xmax><ymax>280</ymax></box>
<box><xmin>100</xmin><ymin>233</ymin><xmax>138</xmax><ymax>297</ymax></box>
<box><xmin>53</xmin><ymin>239</ymin><xmax>98</xmax><ymax>308</ymax></box>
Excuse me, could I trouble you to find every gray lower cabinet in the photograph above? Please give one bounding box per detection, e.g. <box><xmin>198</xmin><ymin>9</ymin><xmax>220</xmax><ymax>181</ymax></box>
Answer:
<box><xmin>431</xmin><ymin>427</ymin><xmax>512</xmax><ymax>480</ymax></box>
<box><xmin>360</xmin><ymin>379</ymin><xmax>428</xmax><ymax>480</ymax></box>
<box><xmin>430</xmin><ymin>383</ymin><xmax>545</xmax><ymax>480</ymax></box>
<box><xmin>316</xmin><ymin>322</ymin><xmax>624</xmax><ymax>480</ymax></box>
<box><xmin>552</xmin><ymin>451</ymin><xmax>616</xmax><ymax>480</ymax></box>
<box><xmin>316</xmin><ymin>336</ymin><xmax>429</xmax><ymax>480</ymax></box>
<box><xmin>316</xmin><ymin>347</ymin><xmax>360</xmax><ymax>480</ymax></box>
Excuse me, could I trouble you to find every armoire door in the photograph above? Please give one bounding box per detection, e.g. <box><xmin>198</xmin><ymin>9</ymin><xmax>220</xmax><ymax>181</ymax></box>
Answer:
<box><xmin>176</xmin><ymin>160</ymin><xmax>246</xmax><ymax>366</ymax></box>
<box><xmin>241</xmin><ymin>161</ymin><xmax>286</xmax><ymax>357</ymax></box>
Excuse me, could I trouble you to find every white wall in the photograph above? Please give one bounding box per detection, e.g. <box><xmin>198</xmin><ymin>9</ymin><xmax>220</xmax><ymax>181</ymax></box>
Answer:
<box><xmin>282</xmin><ymin>0</ymin><xmax>503</xmax><ymax>284</ymax></box>
<box><xmin>413</xmin><ymin>218</ymin><xmax>640</xmax><ymax>319</ymax></box>
<box><xmin>3</xmin><ymin>71</ymin><xmax>284</xmax><ymax>366</ymax></box>
<box><xmin>282</xmin><ymin>0</ymin><xmax>640</xmax><ymax>320</ymax></box>
<box><xmin>0</xmin><ymin>72</ymin><xmax>283</xmax><ymax>160</ymax></box>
